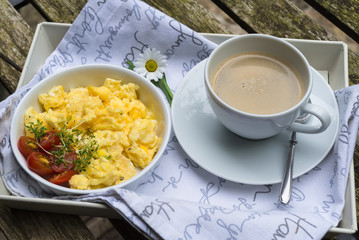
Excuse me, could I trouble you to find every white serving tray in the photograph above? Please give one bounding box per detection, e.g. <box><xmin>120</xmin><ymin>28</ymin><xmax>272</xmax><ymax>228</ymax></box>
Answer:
<box><xmin>1</xmin><ymin>22</ymin><xmax>356</xmax><ymax>235</ymax></box>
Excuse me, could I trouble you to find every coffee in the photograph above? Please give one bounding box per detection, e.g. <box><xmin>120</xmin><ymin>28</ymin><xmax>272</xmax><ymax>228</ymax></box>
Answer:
<box><xmin>212</xmin><ymin>52</ymin><xmax>304</xmax><ymax>115</ymax></box>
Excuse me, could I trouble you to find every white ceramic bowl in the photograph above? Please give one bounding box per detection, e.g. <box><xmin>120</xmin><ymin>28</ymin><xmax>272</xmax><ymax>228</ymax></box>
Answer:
<box><xmin>10</xmin><ymin>64</ymin><xmax>171</xmax><ymax>195</ymax></box>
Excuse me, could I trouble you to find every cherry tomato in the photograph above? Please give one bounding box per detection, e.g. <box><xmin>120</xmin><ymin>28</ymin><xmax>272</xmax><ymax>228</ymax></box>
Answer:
<box><xmin>18</xmin><ymin>136</ymin><xmax>39</xmax><ymax>158</ymax></box>
<box><xmin>49</xmin><ymin>149</ymin><xmax>76</xmax><ymax>173</ymax></box>
<box><xmin>27</xmin><ymin>152</ymin><xmax>54</xmax><ymax>176</ymax></box>
<box><xmin>49</xmin><ymin>170</ymin><xmax>76</xmax><ymax>185</ymax></box>
<box><xmin>39</xmin><ymin>131</ymin><xmax>60</xmax><ymax>151</ymax></box>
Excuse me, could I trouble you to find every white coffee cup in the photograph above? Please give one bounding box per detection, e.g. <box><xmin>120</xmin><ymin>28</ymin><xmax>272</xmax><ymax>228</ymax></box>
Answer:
<box><xmin>204</xmin><ymin>34</ymin><xmax>331</xmax><ymax>140</ymax></box>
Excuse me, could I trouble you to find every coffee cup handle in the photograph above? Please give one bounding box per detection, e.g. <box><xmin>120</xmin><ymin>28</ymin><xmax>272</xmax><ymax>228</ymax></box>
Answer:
<box><xmin>287</xmin><ymin>103</ymin><xmax>331</xmax><ymax>134</ymax></box>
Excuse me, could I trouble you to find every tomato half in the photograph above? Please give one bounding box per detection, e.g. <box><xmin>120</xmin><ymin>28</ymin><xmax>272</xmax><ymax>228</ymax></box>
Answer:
<box><xmin>39</xmin><ymin>131</ymin><xmax>60</xmax><ymax>150</ymax></box>
<box><xmin>49</xmin><ymin>170</ymin><xmax>76</xmax><ymax>185</ymax></box>
<box><xmin>49</xmin><ymin>149</ymin><xmax>76</xmax><ymax>173</ymax></box>
<box><xmin>18</xmin><ymin>136</ymin><xmax>39</xmax><ymax>158</ymax></box>
<box><xmin>27</xmin><ymin>152</ymin><xmax>54</xmax><ymax>176</ymax></box>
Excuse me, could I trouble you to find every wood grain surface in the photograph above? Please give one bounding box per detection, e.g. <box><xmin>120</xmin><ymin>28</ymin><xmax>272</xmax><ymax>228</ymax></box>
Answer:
<box><xmin>0</xmin><ymin>0</ymin><xmax>33</xmax><ymax>93</ymax></box>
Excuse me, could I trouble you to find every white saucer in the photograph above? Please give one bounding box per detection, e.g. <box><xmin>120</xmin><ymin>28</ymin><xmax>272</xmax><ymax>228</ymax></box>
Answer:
<box><xmin>172</xmin><ymin>60</ymin><xmax>339</xmax><ymax>185</ymax></box>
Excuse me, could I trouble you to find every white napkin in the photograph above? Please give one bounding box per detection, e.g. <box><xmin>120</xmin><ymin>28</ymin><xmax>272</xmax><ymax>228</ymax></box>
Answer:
<box><xmin>0</xmin><ymin>0</ymin><xmax>358</xmax><ymax>239</ymax></box>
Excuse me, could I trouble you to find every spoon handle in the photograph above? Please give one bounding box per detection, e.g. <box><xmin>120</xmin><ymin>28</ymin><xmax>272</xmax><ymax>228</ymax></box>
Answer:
<box><xmin>279</xmin><ymin>132</ymin><xmax>297</xmax><ymax>204</ymax></box>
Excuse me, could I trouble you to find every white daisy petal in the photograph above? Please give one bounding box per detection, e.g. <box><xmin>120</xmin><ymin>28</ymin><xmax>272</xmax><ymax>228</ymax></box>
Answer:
<box><xmin>133</xmin><ymin>48</ymin><xmax>167</xmax><ymax>81</ymax></box>
<box><xmin>137</xmin><ymin>67</ymin><xmax>146</xmax><ymax>72</ymax></box>
<box><xmin>133</xmin><ymin>62</ymin><xmax>142</xmax><ymax>68</ymax></box>
<box><xmin>144</xmin><ymin>49</ymin><xmax>152</xmax><ymax>59</ymax></box>
<box><xmin>155</xmin><ymin>71</ymin><xmax>163</xmax><ymax>79</ymax></box>
<box><xmin>157</xmin><ymin>67</ymin><xmax>166</xmax><ymax>72</ymax></box>
<box><xmin>148</xmin><ymin>72</ymin><xmax>158</xmax><ymax>81</ymax></box>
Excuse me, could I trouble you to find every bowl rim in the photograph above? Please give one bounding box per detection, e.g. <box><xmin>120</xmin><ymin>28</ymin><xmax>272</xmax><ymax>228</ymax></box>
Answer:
<box><xmin>10</xmin><ymin>64</ymin><xmax>172</xmax><ymax>195</ymax></box>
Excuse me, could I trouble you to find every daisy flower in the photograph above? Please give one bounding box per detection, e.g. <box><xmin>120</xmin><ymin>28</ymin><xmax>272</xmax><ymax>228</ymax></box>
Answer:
<box><xmin>133</xmin><ymin>48</ymin><xmax>167</xmax><ymax>81</ymax></box>
<box><xmin>129</xmin><ymin>48</ymin><xmax>173</xmax><ymax>106</ymax></box>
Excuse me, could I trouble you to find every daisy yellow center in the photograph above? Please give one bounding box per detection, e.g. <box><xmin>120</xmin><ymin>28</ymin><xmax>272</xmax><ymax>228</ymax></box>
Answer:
<box><xmin>145</xmin><ymin>59</ymin><xmax>158</xmax><ymax>72</ymax></box>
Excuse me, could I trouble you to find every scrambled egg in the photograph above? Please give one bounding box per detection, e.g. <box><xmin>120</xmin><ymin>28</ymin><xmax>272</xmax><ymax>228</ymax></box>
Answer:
<box><xmin>24</xmin><ymin>78</ymin><xmax>162</xmax><ymax>190</ymax></box>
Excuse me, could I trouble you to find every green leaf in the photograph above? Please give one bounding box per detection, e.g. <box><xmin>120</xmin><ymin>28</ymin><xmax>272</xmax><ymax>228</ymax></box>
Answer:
<box><xmin>127</xmin><ymin>60</ymin><xmax>135</xmax><ymax>70</ymax></box>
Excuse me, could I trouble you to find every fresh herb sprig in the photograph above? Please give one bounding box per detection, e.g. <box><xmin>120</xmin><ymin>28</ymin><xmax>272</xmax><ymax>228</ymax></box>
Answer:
<box><xmin>75</xmin><ymin>129</ymin><xmax>100</xmax><ymax>172</ymax></box>
<box><xmin>25</xmin><ymin>119</ymin><xmax>46</xmax><ymax>141</ymax></box>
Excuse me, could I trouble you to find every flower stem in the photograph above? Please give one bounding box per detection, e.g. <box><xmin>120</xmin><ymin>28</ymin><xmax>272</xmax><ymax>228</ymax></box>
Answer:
<box><xmin>151</xmin><ymin>75</ymin><xmax>173</xmax><ymax>106</ymax></box>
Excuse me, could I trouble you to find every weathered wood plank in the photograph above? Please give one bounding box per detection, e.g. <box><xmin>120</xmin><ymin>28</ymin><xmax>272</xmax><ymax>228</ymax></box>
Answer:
<box><xmin>142</xmin><ymin>0</ymin><xmax>230</xmax><ymax>33</ymax></box>
<box><xmin>213</xmin><ymin>0</ymin><xmax>334</xmax><ymax>39</ymax></box>
<box><xmin>0</xmin><ymin>204</ymin><xmax>94</xmax><ymax>240</ymax></box>
<box><xmin>349</xmin><ymin>51</ymin><xmax>359</xmax><ymax>85</ymax></box>
<box><xmin>31</xmin><ymin>0</ymin><xmax>231</xmax><ymax>34</ymax></box>
<box><xmin>31</xmin><ymin>0</ymin><xmax>88</xmax><ymax>23</ymax></box>
<box><xmin>0</xmin><ymin>205</ymin><xmax>27</xmax><ymax>239</ymax></box>
<box><xmin>304</xmin><ymin>0</ymin><xmax>359</xmax><ymax>42</ymax></box>
<box><xmin>212</xmin><ymin>0</ymin><xmax>359</xmax><ymax>85</ymax></box>
<box><xmin>0</xmin><ymin>0</ymin><xmax>33</xmax><ymax>93</ymax></box>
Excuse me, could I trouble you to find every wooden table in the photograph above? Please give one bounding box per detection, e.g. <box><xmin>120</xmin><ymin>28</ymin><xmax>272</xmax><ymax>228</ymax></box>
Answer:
<box><xmin>1</xmin><ymin>0</ymin><xmax>359</xmax><ymax>239</ymax></box>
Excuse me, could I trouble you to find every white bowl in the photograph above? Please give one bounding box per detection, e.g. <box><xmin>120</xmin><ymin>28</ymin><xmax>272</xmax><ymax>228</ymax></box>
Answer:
<box><xmin>10</xmin><ymin>64</ymin><xmax>171</xmax><ymax>195</ymax></box>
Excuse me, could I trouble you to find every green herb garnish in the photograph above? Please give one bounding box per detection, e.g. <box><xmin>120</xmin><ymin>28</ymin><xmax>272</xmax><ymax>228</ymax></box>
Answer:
<box><xmin>74</xmin><ymin>129</ymin><xmax>100</xmax><ymax>172</ymax></box>
<box><xmin>25</xmin><ymin>119</ymin><xmax>46</xmax><ymax>141</ymax></box>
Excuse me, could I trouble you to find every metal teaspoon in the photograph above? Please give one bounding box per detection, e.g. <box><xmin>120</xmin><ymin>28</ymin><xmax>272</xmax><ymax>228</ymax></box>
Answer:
<box><xmin>279</xmin><ymin>112</ymin><xmax>311</xmax><ymax>204</ymax></box>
